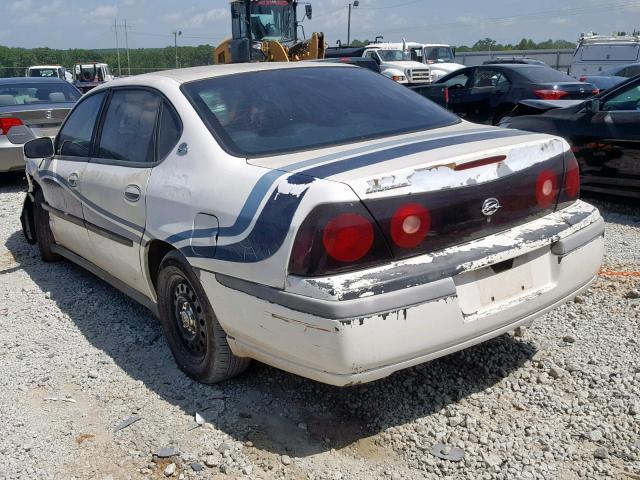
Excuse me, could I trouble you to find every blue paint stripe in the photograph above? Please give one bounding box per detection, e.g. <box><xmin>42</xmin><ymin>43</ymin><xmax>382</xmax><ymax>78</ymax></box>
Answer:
<box><xmin>39</xmin><ymin>171</ymin><xmax>145</xmax><ymax>234</ymax></box>
<box><xmin>165</xmin><ymin>128</ymin><xmax>497</xmax><ymax>244</ymax></box>
<box><xmin>299</xmin><ymin>129</ymin><xmax>532</xmax><ymax>179</ymax></box>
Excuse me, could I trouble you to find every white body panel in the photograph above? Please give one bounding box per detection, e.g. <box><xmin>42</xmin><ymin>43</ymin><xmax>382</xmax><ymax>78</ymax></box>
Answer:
<box><xmin>23</xmin><ymin>63</ymin><xmax>605</xmax><ymax>385</ymax></box>
<box><xmin>569</xmin><ymin>34</ymin><xmax>640</xmax><ymax>77</ymax></box>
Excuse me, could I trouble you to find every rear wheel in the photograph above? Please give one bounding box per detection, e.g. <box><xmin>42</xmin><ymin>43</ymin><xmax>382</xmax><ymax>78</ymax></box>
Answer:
<box><xmin>33</xmin><ymin>189</ymin><xmax>61</xmax><ymax>262</ymax></box>
<box><xmin>157</xmin><ymin>251</ymin><xmax>250</xmax><ymax>383</ymax></box>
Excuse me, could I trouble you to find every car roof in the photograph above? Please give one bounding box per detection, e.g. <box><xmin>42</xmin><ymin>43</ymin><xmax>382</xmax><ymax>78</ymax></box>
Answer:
<box><xmin>111</xmin><ymin>62</ymin><xmax>346</xmax><ymax>85</ymax></box>
<box><xmin>0</xmin><ymin>77</ymin><xmax>69</xmax><ymax>85</ymax></box>
<box><xmin>29</xmin><ymin>65</ymin><xmax>64</xmax><ymax>69</ymax></box>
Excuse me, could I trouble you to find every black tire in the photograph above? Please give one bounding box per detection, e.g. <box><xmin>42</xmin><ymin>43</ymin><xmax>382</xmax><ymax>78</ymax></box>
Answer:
<box><xmin>33</xmin><ymin>189</ymin><xmax>61</xmax><ymax>262</ymax></box>
<box><xmin>157</xmin><ymin>251</ymin><xmax>250</xmax><ymax>383</ymax></box>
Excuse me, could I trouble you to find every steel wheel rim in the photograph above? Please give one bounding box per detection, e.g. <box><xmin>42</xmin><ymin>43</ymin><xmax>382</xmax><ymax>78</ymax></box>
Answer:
<box><xmin>172</xmin><ymin>277</ymin><xmax>207</xmax><ymax>360</ymax></box>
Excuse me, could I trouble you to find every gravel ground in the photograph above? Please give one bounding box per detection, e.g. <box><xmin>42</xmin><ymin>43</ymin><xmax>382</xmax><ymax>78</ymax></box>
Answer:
<box><xmin>0</xmin><ymin>172</ymin><xmax>638</xmax><ymax>480</ymax></box>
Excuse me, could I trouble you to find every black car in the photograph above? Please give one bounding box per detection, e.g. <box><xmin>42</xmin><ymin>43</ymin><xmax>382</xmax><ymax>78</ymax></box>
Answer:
<box><xmin>502</xmin><ymin>75</ymin><xmax>640</xmax><ymax>199</ymax></box>
<box><xmin>312</xmin><ymin>57</ymin><xmax>381</xmax><ymax>73</ymax></box>
<box><xmin>436</xmin><ymin>64</ymin><xmax>598</xmax><ymax>125</ymax></box>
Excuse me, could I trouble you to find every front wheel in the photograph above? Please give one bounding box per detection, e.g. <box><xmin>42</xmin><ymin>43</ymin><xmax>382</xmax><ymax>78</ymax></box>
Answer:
<box><xmin>33</xmin><ymin>189</ymin><xmax>61</xmax><ymax>262</ymax></box>
<box><xmin>156</xmin><ymin>251</ymin><xmax>250</xmax><ymax>384</ymax></box>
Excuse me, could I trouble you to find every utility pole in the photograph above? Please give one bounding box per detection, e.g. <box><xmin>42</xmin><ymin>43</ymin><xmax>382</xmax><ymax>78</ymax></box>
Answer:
<box><xmin>347</xmin><ymin>1</ymin><xmax>359</xmax><ymax>46</ymax></box>
<box><xmin>124</xmin><ymin>20</ymin><xmax>132</xmax><ymax>76</ymax></box>
<box><xmin>173</xmin><ymin>30</ymin><xmax>182</xmax><ymax>69</ymax></box>
<box><xmin>111</xmin><ymin>19</ymin><xmax>122</xmax><ymax>77</ymax></box>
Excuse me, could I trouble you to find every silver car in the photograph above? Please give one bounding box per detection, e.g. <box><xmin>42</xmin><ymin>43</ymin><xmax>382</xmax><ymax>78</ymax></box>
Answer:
<box><xmin>21</xmin><ymin>64</ymin><xmax>604</xmax><ymax>386</ymax></box>
<box><xmin>0</xmin><ymin>77</ymin><xmax>80</xmax><ymax>172</ymax></box>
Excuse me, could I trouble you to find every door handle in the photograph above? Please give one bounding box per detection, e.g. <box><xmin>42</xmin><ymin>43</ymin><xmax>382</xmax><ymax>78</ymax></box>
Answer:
<box><xmin>123</xmin><ymin>184</ymin><xmax>142</xmax><ymax>203</ymax></box>
<box><xmin>67</xmin><ymin>173</ymin><xmax>79</xmax><ymax>188</ymax></box>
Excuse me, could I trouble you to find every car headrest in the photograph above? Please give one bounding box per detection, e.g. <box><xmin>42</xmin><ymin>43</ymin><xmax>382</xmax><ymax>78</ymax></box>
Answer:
<box><xmin>0</xmin><ymin>95</ymin><xmax>17</xmax><ymax>106</ymax></box>
<box><xmin>49</xmin><ymin>92</ymin><xmax>66</xmax><ymax>102</ymax></box>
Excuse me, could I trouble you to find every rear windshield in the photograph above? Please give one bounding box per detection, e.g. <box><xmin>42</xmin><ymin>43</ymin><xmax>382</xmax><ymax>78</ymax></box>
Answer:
<box><xmin>515</xmin><ymin>67</ymin><xmax>579</xmax><ymax>83</ymax></box>
<box><xmin>182</xmin><ymin>66</ymin><xmax>459</xmax><ymax>157</ymax></box>
<box><xmin>28</xmin><ymin>68</ymin><xmax>60</xmax><ymax>78</ymax></box>
<box><xmin>0</xmin><ymin>82</ymin><xmax>80</xmax><ymax>106</ymax></box>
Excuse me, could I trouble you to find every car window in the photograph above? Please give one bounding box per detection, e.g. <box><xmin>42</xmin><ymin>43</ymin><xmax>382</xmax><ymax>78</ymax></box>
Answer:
<box><xmin>474</xmin><ymin>70</ymin><xmax>509</xmax><ymax>88</ymax></box>
<box><xmin>96</xmin><ymin>90</ymin><xmax>161</xmax><ymax>163</ymax></box>
<box><xmin>182</xmin><ymin>66</ymin><xmax>460</xmax><ymax>157</ymax></box>
<box><xmin>442</xmin><ymin>71</ymin><xmax>471</xmax><ymax>88</ymax></box>
<box><xmin>56</xmin><ymin>92</ymin><xmax>106</xmax><ymax>157</ymax></box>
<box><xmin>623</xmin><ymin>66</ymin><xmax>640</xmax><ymax>77</ymax></box>
<box><xmin>0</xmin><ymin>82</ymin><xmax>80</xmax><ymax>105</ymax></box>
<box><xmin>515</xmin><ymin>67</ymin><xmax>578</xmax><ymax>83</ymax></box>
<box><xmin>157</xmin><ymin>102</ymin><xmax>182</xmax><ymax>160</ymax></box>
<box><xmin>602</xmin><ymin>83</ymin><xmax>640</xmax><ymax>111</ymax></box>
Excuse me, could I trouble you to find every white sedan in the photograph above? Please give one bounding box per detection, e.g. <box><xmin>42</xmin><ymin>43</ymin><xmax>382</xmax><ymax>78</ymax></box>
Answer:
<box><xmin>21</xmin><ymin>63</ymin><xmax>604</xmax><ymax>386</ymax></box>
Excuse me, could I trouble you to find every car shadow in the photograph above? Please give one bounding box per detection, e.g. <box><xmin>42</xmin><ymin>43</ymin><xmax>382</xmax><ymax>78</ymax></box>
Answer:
<box><xmin>0</xmin><ymin>171</ymin><xmax>26</xmax><ymax>194</ymax></box>
<box><xmin>5</xmin><ymin>229</ymin><xmax>537</xmax><ymax>458</ymax></box>
<box><xmin>582</xmin><ymin>192</ymin><xmax>640</xmax><ymax>227</ymax></box>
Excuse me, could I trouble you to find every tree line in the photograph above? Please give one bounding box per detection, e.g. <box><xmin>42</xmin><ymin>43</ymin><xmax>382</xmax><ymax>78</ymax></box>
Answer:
<box><xmin>0</xmin><ymin>45</ymin><xmax>215</xmax><ymax>78</ymax></box>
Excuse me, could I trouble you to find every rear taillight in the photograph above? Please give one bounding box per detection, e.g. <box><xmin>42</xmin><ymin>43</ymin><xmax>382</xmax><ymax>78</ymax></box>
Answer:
<box><xmin>289</xmin><ymin>202</ymin><xmax>391</xmax><ymax>276</ymax></box>
<box><xmin>535</xmin><ymin>170</ymin><xmax>559</xmax><ymax>208</ymax></box>
<box><xmin>390</xmin><ymin>203</ymin><xmax>430</xmax><ymax>249</ymax></box>
<box><xmin>592</xmin><ymin>88</ymin><xmax>600</xmax><ymax>95</ymax></box>
<box><xmin>0</xmin><ymin>117</ymin><xmax>23</xmax><ymax>135</ymax></box>
<box><xmin>558</xmin><ymin>150</ymin><xmax>581</xmax><ymax>207</ymax></box>
<box><xmin>322</xmin><ymin>213</ymin><xmax>374</xmax><ymax>262</ymax></box>
<box><xmin>533</xmin><ymin>89</ymin><xmax>568</xmax><ymax>100</ymax></box>
<box><xmin>579</xmin><ymin>76</ymin><xmax>587</xmax><ymax>82</ymax></box>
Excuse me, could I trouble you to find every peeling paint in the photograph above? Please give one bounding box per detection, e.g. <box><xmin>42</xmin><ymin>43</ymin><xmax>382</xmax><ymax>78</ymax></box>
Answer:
<box><xmin>270</xmin><ymin>313</ymin><xmax>335</xmax><ymax>333</ymax></box>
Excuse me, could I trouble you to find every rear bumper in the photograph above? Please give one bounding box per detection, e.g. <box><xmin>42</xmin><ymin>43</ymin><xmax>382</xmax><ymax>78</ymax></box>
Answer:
<box><xmin>0</xmin><ymin>139</ymin><xmax>25</xmax><ymax>172</ymax></box>
<box><xmin>201</xmin><ymin>200</ymin><xmax>604</xmax><ymax>386</ymax></box>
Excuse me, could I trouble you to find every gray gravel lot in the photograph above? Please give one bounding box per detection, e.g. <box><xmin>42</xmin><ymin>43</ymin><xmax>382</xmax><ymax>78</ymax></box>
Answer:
<box><xmin>0</xmin><ymin>172</ymin><xmax>638</xmax><ymax>480</ymax></box>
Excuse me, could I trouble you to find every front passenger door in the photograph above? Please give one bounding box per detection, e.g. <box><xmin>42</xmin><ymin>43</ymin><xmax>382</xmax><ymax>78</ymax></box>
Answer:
<box><xmin>440</xmin><ymin>68</ymin><xmax>473</xmax><ymax>118</ymax></box>
<box><xmin>39</xmin><ymin>91</ymin><xmax>106</xmax><ymax>260</ymax></box>
<box><xmin>79</xmin><ymin>89</ymin><xmax>163</xmax><ymax>293</ymax></box>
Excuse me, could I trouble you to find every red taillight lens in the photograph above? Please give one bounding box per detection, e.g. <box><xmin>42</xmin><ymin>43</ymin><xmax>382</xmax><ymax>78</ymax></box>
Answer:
<box><xmin>533</xmin><ymin>89</ymin><xmax>568</xmax><ymax>100</ymax></box>
<box><xmin>536</xmin><ymin>170</ymin><xmax>559</xmax><ymax>208</ymax></box>
<box><xmin>390</xmin><ymin>203</ymin><xmax>431</xmax><ymax>249</ymax></box>
<box><xmin>579</xmin><ymin>76</ymin><xmax>586</xmax><ymax>82</ymax></box>
<box><xmin>444</xmin><ymin>87</ymin><xmax>449</xmax><ymax>105</ymax></box>
<box><xmin>592</xmin><ymin>88</ymin><xmax>599</xmax><ymax>95</ymax></box>
<box><xmin>564</xmin><ymin>155</ymin><xmax>580</xmax><ymax>198</ymax></box>
<box><xmin>322</xmin><ymin>213</ymin><xmax>374</xmax><ymax>263</ymax></box>
<box><xmin>0</xmin><ymin>117</ymin><xmax>23</xmax><ymax>135</ymax></box>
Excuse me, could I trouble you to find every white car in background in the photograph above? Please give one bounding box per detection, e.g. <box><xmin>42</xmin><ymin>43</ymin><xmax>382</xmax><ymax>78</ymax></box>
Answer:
<box><xmin>21</xmin><ymin>63</ymin><xmax>604</xmax><ymax>386</ymax></box>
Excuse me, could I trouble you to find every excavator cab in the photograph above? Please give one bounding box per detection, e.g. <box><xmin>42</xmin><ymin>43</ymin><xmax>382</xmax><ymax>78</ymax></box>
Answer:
<box><xmin>215</xmin><ymin>0</ymin><xmax>324</xmax><ymax>64</ymax></box>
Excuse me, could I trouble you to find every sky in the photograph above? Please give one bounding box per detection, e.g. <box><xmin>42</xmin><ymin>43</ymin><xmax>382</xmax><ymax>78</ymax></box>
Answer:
<box><xmin>2</xmin><ymin>0</ymin><xmax>640</xmax><ymax>50</ymax></box>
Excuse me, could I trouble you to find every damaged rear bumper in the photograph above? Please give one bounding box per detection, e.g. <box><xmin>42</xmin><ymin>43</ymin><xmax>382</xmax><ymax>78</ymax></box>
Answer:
<box><xmin>201</xmin><ymin>200</ymin><xmax>604</xmax><ymax>386</ymax></box>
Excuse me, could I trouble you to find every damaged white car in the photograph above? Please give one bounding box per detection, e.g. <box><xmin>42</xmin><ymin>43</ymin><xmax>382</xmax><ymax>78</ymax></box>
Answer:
<box><xmin>21</xmin><ymin>63</ymin><xmax>604</xmax><ymax>386</ymax></box>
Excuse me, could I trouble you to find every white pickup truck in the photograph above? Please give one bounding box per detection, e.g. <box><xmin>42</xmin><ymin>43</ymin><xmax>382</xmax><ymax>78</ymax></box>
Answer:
<box><xmin>325</xmin><ymin>43</ymin><xmax>432</xmax><ymax>84</ymax></box>
<box><xmin>361</xmin><ymin>43</ymin><xmax>432</xmax><ymax>84</ymax></box>
<box><xmin>26</xmin><ymin>65</ymin><xmax>73</xmax><ymax>83</ymax></box>
<box><xmin>405</xmin><ymin>42</ymin><xmax>465</xmax><ymax>81</ymax></box>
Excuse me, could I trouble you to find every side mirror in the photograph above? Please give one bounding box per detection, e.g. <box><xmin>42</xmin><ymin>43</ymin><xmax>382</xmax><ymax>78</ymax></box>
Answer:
<box><xmin>584</xmin><ymin>98</ymin><xmax>601</xmax><ymax>113</ymax></box>
<box><xmin>305</xmin><ymin>4</ymin><xmax>312</xmax><ymax>20</ymax></box>
<box><xmin>24</xmin><ymin>137</ymin><xmax>54</xmax><ymax>159</ymax></box>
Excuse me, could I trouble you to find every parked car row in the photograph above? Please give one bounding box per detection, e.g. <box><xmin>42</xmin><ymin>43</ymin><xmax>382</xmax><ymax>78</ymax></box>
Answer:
<box><xmin>14</xmin><ymin>63</ymin><xmax>604</xmax><ymax>386</ymax></box>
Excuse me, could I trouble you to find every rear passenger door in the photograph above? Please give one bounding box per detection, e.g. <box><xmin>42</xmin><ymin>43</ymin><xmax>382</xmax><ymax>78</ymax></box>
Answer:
<box><xmin>78</xmin><ymin>88</ymin><xmax>177</xmax><ymax>293</ymax></box>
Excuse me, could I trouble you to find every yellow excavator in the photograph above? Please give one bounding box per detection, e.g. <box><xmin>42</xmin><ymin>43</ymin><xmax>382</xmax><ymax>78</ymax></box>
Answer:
<box><xmin>214</xmin><ymin>0</ymin><xmax>325</xmax><ymax>63</ymax></box>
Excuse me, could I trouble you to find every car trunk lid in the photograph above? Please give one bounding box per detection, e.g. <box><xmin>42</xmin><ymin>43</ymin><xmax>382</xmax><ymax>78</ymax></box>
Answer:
<box><xmin>251</xmin><ymin>125</ymin><xmax>574</xmax><ymax>265</ymax></box>
<box><xmin>0</xmin><ymin>104</ymin><xmax>73</xmax><ymax>143</ymax></box>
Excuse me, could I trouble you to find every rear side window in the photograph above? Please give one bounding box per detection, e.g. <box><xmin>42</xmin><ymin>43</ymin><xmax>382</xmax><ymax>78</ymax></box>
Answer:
<box><xmin>474</xmin><ymin>70</ymin><xmax>510</xmax><ymax>88</ymax></box>
<box><xmin>97</xmin><ymin>90</ymin><xmax>161</xmax><ymax>163</ymax></box>
<box><xmin>157</xmin><ymin>103</ymin><xmax>182</xmax><ymax>159</ymax></box>
<box><xmin>182</xmin><ymin>67</ymin><xmax>460</xmax><ymax>157</ymax></box>
<box><xmin>57</xmin><ymin>91</ymin><xmax>106</xmax><ymax>157</ymax></box>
